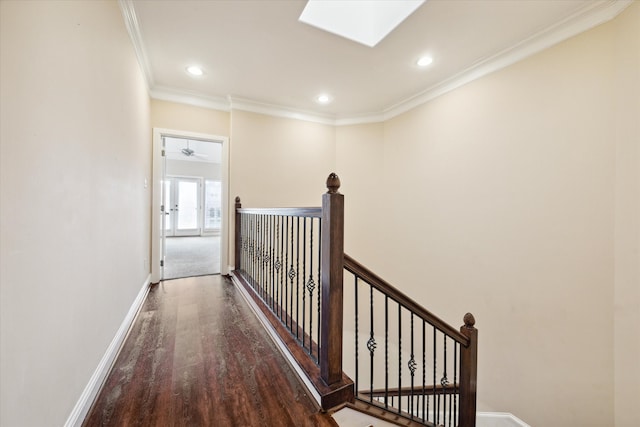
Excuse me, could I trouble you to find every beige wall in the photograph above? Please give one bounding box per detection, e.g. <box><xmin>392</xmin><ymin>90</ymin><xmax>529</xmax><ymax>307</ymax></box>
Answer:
<box><xmin>613</xmin><ymin>3</ymin><xmax>640</xmax><ymax>427</ymax></box>
<box><xmin>151</xmin><ymin>99</ymin><xmax>230</xmax><ymax>137</ymax></box>
<box><xmin>0</xmin><ymin>1</ymin><xmax>151</xmax><ymax>426</ymax></box>
<box><xmin>335</xmin><ymin>123</ymin><xmax>385</xmax><ymax>268</ymax></box>
<box><xmin>335</xmin><ymin>6</ymin><xmax>639</xmax><ymax>427</ymax></box>
<box><xmin>229</xmin><ymin>110</ymin><xmax>336</xmax><ymax>209</ymax></box>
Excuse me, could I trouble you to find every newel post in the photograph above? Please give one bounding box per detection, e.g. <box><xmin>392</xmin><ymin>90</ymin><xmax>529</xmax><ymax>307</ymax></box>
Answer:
<box><xmin>234</xmin><ymin>196</ymin><xmax>242</xmax><ymax>271</ymax></box>
<box><xmin>320</xmin><ymin>173</ymin><xmax>344</xmax><ymax>386</ymax></box>
<box><xmin>459</xmin><ymin>313</ymin><xmax>478</xmax><ymax>427</ymax></box>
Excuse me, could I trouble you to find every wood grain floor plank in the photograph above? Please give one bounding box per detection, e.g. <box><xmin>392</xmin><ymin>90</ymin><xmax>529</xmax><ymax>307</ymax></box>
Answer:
<box><xmin>83</xmin><ymin>275</ymin><xmax>337</xmax><ymax>427</ymax></box>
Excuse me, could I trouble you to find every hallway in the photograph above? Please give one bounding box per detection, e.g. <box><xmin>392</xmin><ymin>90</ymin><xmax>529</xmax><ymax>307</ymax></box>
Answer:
<box><xmin>83</xmin><ymin>275</ymin><xmax>336</xmax><ymax>426</ymax></box>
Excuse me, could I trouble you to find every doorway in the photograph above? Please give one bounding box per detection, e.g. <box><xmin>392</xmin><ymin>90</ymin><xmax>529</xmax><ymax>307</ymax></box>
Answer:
<box><xmin>151</xmin><ymin>129</ymin><xmax>230</xmax><ymax>283</ymax></box>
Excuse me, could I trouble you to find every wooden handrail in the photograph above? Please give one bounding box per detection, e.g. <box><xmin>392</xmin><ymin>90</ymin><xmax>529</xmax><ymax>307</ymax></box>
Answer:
<box><xmin>343</xmin><ymin>254</ymin><xmax>469</xmax><ymax>346</ymax></box>
<box><xmin>236</xmin><ymin>206</ymin><xmax>322</xmax><ymax>217</ymax></box>
<box><xmin>359</xmin><ymin>384</ymin><xmax>459</xmax><ymax>397</ymax></box>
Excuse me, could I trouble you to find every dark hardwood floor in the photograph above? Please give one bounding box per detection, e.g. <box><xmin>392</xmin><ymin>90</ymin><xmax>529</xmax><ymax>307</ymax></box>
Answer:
<box><xmin>83</xmin><ymin>275</ymin><xmax>338</xmax><ymax>427</ymax></box>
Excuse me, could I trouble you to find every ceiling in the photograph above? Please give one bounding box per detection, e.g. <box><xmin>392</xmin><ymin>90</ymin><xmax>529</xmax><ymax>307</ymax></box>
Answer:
<box><xmin>123</xmin><ymin>0</ymin><xmax>631</xmax><ymax>124</ymax></box>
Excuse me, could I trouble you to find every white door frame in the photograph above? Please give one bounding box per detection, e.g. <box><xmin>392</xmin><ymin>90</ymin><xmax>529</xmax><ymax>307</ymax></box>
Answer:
<box><xmin>151</xmin><ymin>128</ymin><xmax>230</xmax><ymax>283</ymax></box>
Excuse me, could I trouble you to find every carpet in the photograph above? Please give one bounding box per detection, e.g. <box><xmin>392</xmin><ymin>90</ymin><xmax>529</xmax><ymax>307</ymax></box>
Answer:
<box><xmin>163</xmin><ymin>235</ymin><xmax>220</xmax><ymax>280</ymax></box>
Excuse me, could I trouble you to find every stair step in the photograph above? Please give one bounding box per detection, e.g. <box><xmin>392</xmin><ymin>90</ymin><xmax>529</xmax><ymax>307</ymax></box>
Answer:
<box><xmin>331</xmin><ymin>401</ymin><xmax>431</xmax><ymax>427</ymax></box>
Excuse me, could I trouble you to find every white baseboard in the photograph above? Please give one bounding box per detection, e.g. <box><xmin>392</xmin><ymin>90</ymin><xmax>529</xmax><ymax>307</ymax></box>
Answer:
<box><xmin>332</xmin><ymin>410</ymin><xmax>530</xmax><ymax>427</ymax></box>
<box><xmin>477</xmin><ymin>412</ymin><xmax>531</xmax><ymax>427</ymax></box>
<box><xmin>64</xmin><ymin>274</ymin><xmax>152</xmax><ymax>427</ymax></box>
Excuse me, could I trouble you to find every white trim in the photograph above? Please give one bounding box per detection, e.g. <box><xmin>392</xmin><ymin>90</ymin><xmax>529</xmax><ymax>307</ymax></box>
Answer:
<box><xmin>151</xmin><ymin>86</ymin><xmax>230</xmax><ymax>112</ymax></box>
<box><xmin>123</xmin><ymin>0</ymin><xmax>631</xmax><ymax>126</ymax></box>
<box><xmin>64</xmin><ymin>275</ymin><xmax>151</xmax><ymax>427</ymax></box>
<box><xmin>151</xmin><ymin>128</ymin><xmax>230</xmax><ymax>283</ymax></box>
<box><xmin>118</xmin><ymin>0</ymin><xmax>153</xmax><ymax>89</ymax></box>
<box><xmin>230</xmin><ymin>272</ymin><xmax>322</xmax><ymax>407</ymax></box>
<box><xmin>477</xmin><ymin>412</ymin><xmax>531</xmax><ymax>427</ymax></box>
<box><xmin>228</xmin><ymin>96</ymin><xmax>336</xmax><ymax>125</ymax></box>
<box><xmin>331</xmin><ymin>409</ymin><xmax>530</xmax><ymax>427</ymax></box>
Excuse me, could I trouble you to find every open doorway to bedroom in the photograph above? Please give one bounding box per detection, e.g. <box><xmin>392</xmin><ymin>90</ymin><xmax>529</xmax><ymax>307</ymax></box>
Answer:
<box><xmin>162</xmin><ymin>136</ymin><xmax>222</xmax><ymax>280</ymax></box>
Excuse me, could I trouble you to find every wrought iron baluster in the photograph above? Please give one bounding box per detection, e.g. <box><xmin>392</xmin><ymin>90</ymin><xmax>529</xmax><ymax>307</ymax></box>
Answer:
<box><xmin>283</xmin><ymin>215</ymin><xmax>289</xmax><ymax>323</ymax></box>
<box><xmin>295</xmin><ymin>216</ymin><xmax>300</xmax><ymax>340</ymax></box>
<box><xmin>288</xmin><ymin>216</ymin><xmax>295</xmax><ymax>332</ymax></box>
<box><xmin>280</xmin><ymin>215</ymin><xmax>286</xmax><ymax>320</ymax></box>
<box><xmin>409</xmin><ymin>313</ymin><xmax>416</xmax><ymax>418</ymax></box>
<box><xmin>254</xmin><ymin>215</ymin><xmax>258</xmax><ymax>293</ymax></box>
<box><xmin>307</xmin><ymin>219</ymin><xmax>315</xmax><ymax>356</ymax></box>
<box><xmin>271</xmin><ymin>219</ymin><xmax>281</xmax><ymax>312</ymax></box>
<box><xmin>302</xmin><ymin>218</ymin><xmax>307</xmax><ymax>351</ymax></box>
<box><xmin>423</xmin><ymin>319</ymin><xmax>427</xmax><ymax>423</ymax></box>
<box><xmin>244</xmin><ymin>213</ymin><xmax>249</xmax><ymax>281</ymax></box>
<box><xmin>270</xmin><ymin>215</ymin><xmax>275</xmax><ymax>308</ymax></box>
<box><xmin>442</xmin><ymin>334</ymin><xmax>448</xmax><ymax>427</ymax></box>
<box><xmin>433</xmin><ymin>327</ymin><xmax>438</xmax><ymax>425</ymax></box>
<box><xmin>354</xmin><ymin>274</ymin><xmax>359</xmax><ymax>395</ymax></box>
<box><xmin>397</xmin><ymin>303</ymin><xmax>402</xmax><ymax>415</ymax></box>
<box><xmin>316</xmin><ymin>219</ymin><xmax>321</xmax><ymax>361</ymax></box>
<box><xmin>248</xmin><ymin>214</ymin><xmax>253</xmax><ymax>285</ymax></box>
<box><xmin>244</xmin><ymin>213</ymin><xmax>249</xmax><ymax>278</ymax></box>
<box><xmin>258</xmin><ymin>215</ymin><xmax>263</xmax><ymax>298</ymax></box>
<box><xmin>454</xmin><ymin>340</ymin><xmax>458</xmax><ymax>427</ymax></box>
<box><xmin>257</xmin><ymin>215</ymin><xmax>261</xmax><ymax>298</ymax></box>
<box><xmin>367</xmin><ymin>284</ymin><xmax>376</xmax><ymax>402</ymax></box>
<box><xmin>384</xmin><ymin>295</ymin><xmax>388</xmax><ymax>409</ymax></box>
<box><xmin>254</xmin><ymin>215</ymin><xmax>259</xmax><ymax>295</ymax></box>
<box><xmin>263</xmin><ymin>214</ymin><xmax>268</xmax><ymax>301</ymax></box>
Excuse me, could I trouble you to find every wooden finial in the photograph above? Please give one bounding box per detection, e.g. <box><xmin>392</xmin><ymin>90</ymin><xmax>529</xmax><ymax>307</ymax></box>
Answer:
<box><xmin>326</xmin><ymin>173</ymin><xmax>341</xmax><ymax>194</ymax></box>
<box><xmin>235</xmin><ymin>196</ymin><xmax>241</xmax><ymax>203</ymax></box>
<box><xmin>463</xmin><ymin>313</ymin><xmax>476</xmax><ymax>328</ymax></box>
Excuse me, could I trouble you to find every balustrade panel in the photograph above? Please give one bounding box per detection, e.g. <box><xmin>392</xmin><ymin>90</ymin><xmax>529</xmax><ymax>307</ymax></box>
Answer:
<box><xmin>343</xmin><ymin>259</ymin><xmax>470</xmax><ymax>427</ymax></box>
<box><xmin>237</xmin><ymin>210</ymin><xmax>323</xmax><ymax>362</ymax></box>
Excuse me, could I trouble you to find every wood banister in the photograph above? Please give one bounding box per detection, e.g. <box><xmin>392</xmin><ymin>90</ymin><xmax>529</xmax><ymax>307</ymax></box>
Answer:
<box><xmin>236</xmin><ymin>207</ymin><xmax>322</xmax><ymax>217</ymax></box>
<box><xmin>459</xmin><ymin>313</ymin><xmax>478</xmax><ymax>427</ymax></box>
<box><xmin>320</xmin><ymin>172</ymin><xmax>345</xmax><ymax>386</ymax></box>
<box><xmin>233</xmin><ymin>173</ymin><xmax>476</xmax><ymax>425</ymax></box>
<box><xmin>343</xmin><ymin>253</ymin><xmax>469</xmax><ymax>345</ymax></box>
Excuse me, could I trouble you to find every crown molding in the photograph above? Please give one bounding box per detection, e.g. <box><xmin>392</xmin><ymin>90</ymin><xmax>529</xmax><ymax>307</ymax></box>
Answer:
<box><xmin>122</xmin><ymin>0</ymin><xmax>632</xmax><ymax>127</ymax></box>
<box><xmin>118</xmin><ymin>0</ymin><xmax>154</xmax><ymax>89</ymax></box>
<box><xmin>381</xmin><ymin>0</ymin><xmax>633</xmax><ymax>121</ymax></box>
<box><xmin>150</xmin><ymin>86</ymin><xmax>231</xmax><ymax>112</ymax></box>
<box><xmin>228</xmin><ymin>97</ymin><xmax>337</xmax><ymax>125</ymax></box>
<box><xmin>334</xmin><ymin>113</ymin><xmax>386</xmax><ymax>126</ymax></box>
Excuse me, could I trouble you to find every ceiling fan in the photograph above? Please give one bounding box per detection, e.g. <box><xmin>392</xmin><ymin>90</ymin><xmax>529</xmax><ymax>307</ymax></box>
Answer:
<box><xmin>180</xmin><ymin>140</ymin><xmax>208</xmax><ymax>159</ymax></box>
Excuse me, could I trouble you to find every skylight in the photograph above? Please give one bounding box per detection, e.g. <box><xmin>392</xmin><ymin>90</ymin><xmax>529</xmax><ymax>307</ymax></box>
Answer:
<box><xmin>299</xmin><ymin>0</ymin><xmax>425</xmax><ymax>48</ymax></box>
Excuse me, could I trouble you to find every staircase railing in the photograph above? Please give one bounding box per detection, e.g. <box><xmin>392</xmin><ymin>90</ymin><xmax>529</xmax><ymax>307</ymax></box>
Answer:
<box><xmin>343</xmin><ymin>254</ymin><xmax>477</xmax><ymax>427</ymax></box>
<box><xmin>233</xmin><ymin>173</ymin><xmax>477</xmax><ymax>426</ymax></box>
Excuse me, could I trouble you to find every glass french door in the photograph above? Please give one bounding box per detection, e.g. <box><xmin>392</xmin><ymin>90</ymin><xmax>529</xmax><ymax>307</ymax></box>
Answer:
<box><xmin>204</xmin><ymin>180</ymin><xmax>222</xmax><ymax>233</ymax></box>
<box><xmin>163</xmin><ymin>176</ymin><xmax>201</xmax><ymax>236</ymax></box>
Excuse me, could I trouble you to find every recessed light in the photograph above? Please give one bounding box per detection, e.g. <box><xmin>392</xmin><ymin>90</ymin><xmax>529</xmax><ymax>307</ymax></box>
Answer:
<box><xmin>186</xmin><ymin>65</ymin><xmax>204</xmax><ymax>76</ymax></box>
<box><xmin>316</xmin><ymin>94</ymin><xmax>332</xmax><ymax>104</ymax></box>
<box><xmin>417</xmin><ymin>56</ymin><xmax>433</xmax><ymax>67</ymax></box>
